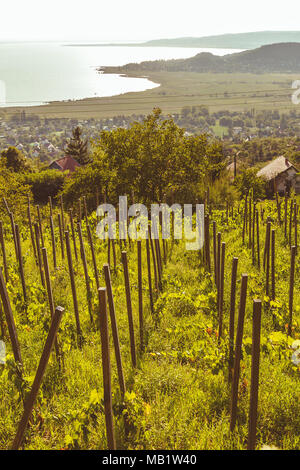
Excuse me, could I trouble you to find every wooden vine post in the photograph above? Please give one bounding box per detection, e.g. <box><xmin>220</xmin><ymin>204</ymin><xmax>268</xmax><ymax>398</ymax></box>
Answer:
<box><xmin>103</xmin><ymin>264</ymin><xmax>126</xmax><ymax>397</ymax></box>
<box><xmin>288</xmin><ymin>246</ymin><xmax>296</xmax><ymax>336</ymax></box>
<box><xmin>265</xmin><ymin>221</ymin><xmax>271</xmax><ymax>296</ymax></box>
<box><xmin>41</xmin><ymin>247</ymin><xmax>61</xmax><ymax>363</ymax></box>
<box><xmin>15</xmin><ymin>224</ymin><xmax>27</xmax><ymax>304</ymax></box>
<box><xmin>289</xmin><ymin>199</ymin><xmax>293</xmax><ymax>247</ymax></box>
<box><xmin>0</xmin><ymin>221</ymin><xmax>9</xmax><ymax>282</ymax></box>
<box><xmin>86</xmin><ymin>222</ymin><xmax>100</xmax><ymax>290</ymax></box>
<box><xmin>34</xmin><ymin>223</ymin><xmax>45</xmax><ymax>288</ymax></box>
<box><xmin>294</xmin><ymin>203</ymin><xmax>298</xmax><ymax>255</ymax></box>
<box><xmin>11</xmin><ymin>306</ymin><xmax>64</xmax><ymax>450</ymax></box>
<box><xmin>212</xmin><ymin>221</ymin><xmax>217</xmax><ymax>286</ymax></box>
<box><xmin>228</xmin><ymin>257</ymin><xmax>238</xmax><ymax>383</ymax></box>
<box><xmin>256</xmin><ymin>210</ymin><xmax>260</xmax><ymax>270</ymax></box>
<box><xmin>121</xmin><ymin>251</ymin><xmax>137</xmax><ymax>368</ymax></box>
<box><xmin>216</xmin><ymin>232</ymin><xmax>221</xmax><ymax>305</ymax></box>
<box><xmin>149</xmin><ymin>228</ymin><xmax>159</xmax><ymax>295</ymax></box>
<box><xmin>69</xmin><ymin>209</ymin><xmax>78</xmax><ymax>261</ymax></box>
<box><xmin>218</xmin><ymin>242</ymin><xmax>225</xmax><ymax>343</ymax></box>
<box><xmin>146</xmin><ymin>237</ymin><xmax>154</xmax><ymax>315</ymax></box>
<box><xmin>230</xmin><ymin>274</ymin><xmax>248</xmax><ymax>432</ymax></box>
<box><xmin>58</xmin><ymin>213</ymin><xmax>65</xmax><ymax>261</ymax></box>
<box><xmin>50</xmin><ymin>216</ymin><xmax>57</xmax><ymax>269</ymax></box>
<box><xmin>271</xmin><ymin>229</ymin><xmax>276</xmax><ymax>300</ymax></box>
<box><xmin>77</xmin><ymin>223</ymin><xmax>93</xmax><ymax>325</ymax></box>
<box><xmin>9</xmin><ymin>211</ymin><xmax>19</xmax><ymax>263</ymax></box>
<box><xmin>0</xmin><ymin>267</ymin><xmax>23</xmax><ymax>369</ymax></box>
<box><xmin>27</xmin><ymin>197</ymin><xmax>37</xmax><ymax>264</ymax></box>
<box><xmin>247</xmin><ymin>299</ymin><xmax>262</xmax><ymax>450</ymax></box>
<box><xmin>65</xmin><ymin>231</ymin><xmax>83</xmax><ymax>347</ymax></box>
<box><xmin>97</xmin><ymin>288</ymin><xmax>116</xmax><ymax>450</ymax></box>
<box><xmin>137</xmin><ymin>240</ymin><xmax>144</xmax><ymax>352</ymax></box>
<box><xmin>284</xmin><ymin>194</ymin><xmax>288</xmax><ymax>240</ymax></box>
<box><xmin>36</xmin><ymin>205</ymin><xmax>45</xmax><ymax>247</ymax></box>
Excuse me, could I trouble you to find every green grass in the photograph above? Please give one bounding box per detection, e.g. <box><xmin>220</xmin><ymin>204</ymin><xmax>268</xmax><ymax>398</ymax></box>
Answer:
<box><xmin>0</xmin><ymin>199</ymin><xmax>299</xmax><ymax>450</ymax></box>
<box><xmin>211</xmin><ymin>123</ymin><xmax>229</xmax><ymax>138</ymax></box>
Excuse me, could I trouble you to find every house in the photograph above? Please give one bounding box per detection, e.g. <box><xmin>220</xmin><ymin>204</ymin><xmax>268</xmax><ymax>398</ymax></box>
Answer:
<box><xmin>47</xmin><ymin>143</ymin><xmax>58</xmax><ymax>154</ymax></box>
<box><xmin>232</xmin><ymin>127</ymin><xmax>243</xmax><ymax>136</ymax></box>
<box><xmin>49</xmin><ymin>155</ymin><xmax>81</xmax><ymax>174</ymax></box>
<box><xmin>256</xmin><ymin>156</ymin><xmax>300</xmax><ymax>195</ymax></box>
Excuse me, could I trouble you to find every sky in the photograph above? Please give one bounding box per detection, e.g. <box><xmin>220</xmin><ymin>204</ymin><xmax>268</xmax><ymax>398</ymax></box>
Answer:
<box><xmin>0</xmin><ymin>0</ymin><xmax>300</xmax><ymax>42</ymax></box>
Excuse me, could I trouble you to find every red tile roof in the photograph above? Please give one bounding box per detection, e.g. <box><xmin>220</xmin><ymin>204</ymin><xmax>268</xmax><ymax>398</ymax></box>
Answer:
<box><xmin>49</xmin><ymin>156</ymin><xmax>81</xmax><ymax>173</ymax></box>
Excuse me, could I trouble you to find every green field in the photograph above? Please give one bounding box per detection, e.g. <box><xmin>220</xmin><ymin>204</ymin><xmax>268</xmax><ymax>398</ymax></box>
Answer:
<box><xmin>2</xmin><ymin>72</ymin><xmax>300</xmax><ymax>119</ymax></box>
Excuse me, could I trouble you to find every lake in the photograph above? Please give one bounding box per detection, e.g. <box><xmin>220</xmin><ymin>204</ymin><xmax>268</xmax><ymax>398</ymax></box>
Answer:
<box><xmin>0</xmin><ymin>42</ymin><xmax>243</xmax><ymax>107</ymax></box>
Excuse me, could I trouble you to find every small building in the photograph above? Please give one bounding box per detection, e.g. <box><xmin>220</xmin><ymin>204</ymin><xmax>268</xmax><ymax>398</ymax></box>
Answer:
<box><xmin>257</xmin><ymin>156</ymin><xmax>300</xmax><ymax>195</ymax></box>
<box><xmin>47</xmin><ymin>143</ymin><xmax>58</xmax><ymax>154</ymax></box>
<box><xmin>49</xmin><ymin>155</ymin><xmax>81</xmax><ymax>174</ymax></box>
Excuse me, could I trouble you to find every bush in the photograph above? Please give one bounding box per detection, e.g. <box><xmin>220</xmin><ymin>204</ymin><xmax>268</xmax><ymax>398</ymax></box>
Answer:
<box><xmin>0</xmin><ymin>168</ymin><xmax>31</xmax><ymax>218</ymax></box>
<box><xmin>23</xmin><ymin>169</ymin><xmax>65</xmax><ymax>204</ymax></box>
<box><xmin>234</xmin><ymin>168</ymin><xmax>266</xmax><ymax>200</ymax></box>
<box><xmin>61</xmin><ymin>161</ymin><xmax>104</xmax><ymax>211</ymax></box>
<box><xmin>208</xmin><ymin>176</ymin><xmax>239</xmax><ymax>207</ymax></box>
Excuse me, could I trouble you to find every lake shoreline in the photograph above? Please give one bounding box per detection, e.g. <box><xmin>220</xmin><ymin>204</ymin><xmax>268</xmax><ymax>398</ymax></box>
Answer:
<box><xmin>0</xmin><ymin>70</ymin><xmax>161</xmax><ymax>111</ymax></box>
<box><xmin>0</xmin><ymin>43</ymin><xmax>245</xmax><ymax>110</ymax></box>
<box><xmin>1</xmin><ymin>70</ymin><xmax>297</xmax><ymax>119</ymax></box>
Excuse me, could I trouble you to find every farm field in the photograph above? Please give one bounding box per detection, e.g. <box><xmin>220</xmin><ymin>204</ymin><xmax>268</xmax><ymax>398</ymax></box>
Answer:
<box><xmin>2</xmin><ymin>72</ymin><xmax>300</xmax><ymax>120</ymax></box>
<box><xmin>0</xmin><ymin>195</ymin><xmax>299</xmax><ymax>450</ymax></box>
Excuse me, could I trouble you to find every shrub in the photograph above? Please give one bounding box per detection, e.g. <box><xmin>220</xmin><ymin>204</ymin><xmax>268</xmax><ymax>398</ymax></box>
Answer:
<box><xmin>234</xmin><ymin>167</ymin><xmax>266</xmax><ymax>200</ymax></box>
<box><xmin>23</xmin><ymin>169</ymin><xmax>65</xmax><ymax>204</ymax></box>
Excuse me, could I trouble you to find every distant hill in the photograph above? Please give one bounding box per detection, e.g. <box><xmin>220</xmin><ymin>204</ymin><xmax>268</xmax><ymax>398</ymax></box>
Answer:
<box><xmin>140</xmin><ymin>31</ymin><xmax>300</xmax><ymax>49</ymax></box>
<box><xmin>100</xmin><ymin>43</ymin><xmax>300</xmax><ymax>74</ymax></box>
<box><xmin>67</xmin><ymin>31</ymin><xmax>300</xmax><ymax>50</ymax></box>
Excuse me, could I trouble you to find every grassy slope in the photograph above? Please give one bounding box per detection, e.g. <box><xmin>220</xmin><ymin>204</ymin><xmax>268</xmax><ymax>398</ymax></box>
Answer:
<box><xmin>0</xmin><ymin>198</ymin><xmax>299</xmax><ymax>450</ymax></box>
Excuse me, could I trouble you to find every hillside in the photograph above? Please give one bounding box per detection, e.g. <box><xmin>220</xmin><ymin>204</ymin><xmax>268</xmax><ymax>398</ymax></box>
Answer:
<box><xmin>100</xmin><ymin>43</ymin><xmax>300</xmax><ymax>74</ymax></box>
<box><xmin>140</xmin><ymin>31</ymin><xmax>300</xmax><ymax>49</ymax></box>
<box><xmin>0</xmin><ymin>112</ymin><xmax>300</xmax><ymax>450</ymax></box>
<box><xmin>68</xmin><ymin>31</ymin><xmax>300</xmax><ymax>50</ymax></box>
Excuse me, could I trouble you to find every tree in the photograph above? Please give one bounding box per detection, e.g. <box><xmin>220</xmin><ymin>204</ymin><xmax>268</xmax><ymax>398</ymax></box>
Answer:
<box><xmin>61</xmin><ymin>109</ymin><xmax>229</xmax><ymax>211</ymax></box>
<box><xmin>0</xmin><ymin>167</ymin><xmax>31</xmax><ymax>218</ymax></box>
<box><xmin>65</xmin><ymin>126</ymin><xmax>90</xmax><ymax>165</ymax></box>
<box><xmin>61</xmin><ymin>151</ymin><xmax>106</xmax><ymax>210</ymax></box>
<box><xmin>234</xmin><ymin>168</ymin><xmax>266</xmax><ymax>200</ymax></box>
<box><xmin>1</xmin><ymin>146</ymin><xmax>28</xmax><ymax>173</ymax></box>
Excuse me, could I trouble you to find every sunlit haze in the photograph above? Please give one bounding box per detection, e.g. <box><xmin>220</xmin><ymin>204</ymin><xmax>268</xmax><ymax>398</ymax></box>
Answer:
<box><xmin>1</xmin><ymin>0</ymin><xmax>300</xmax><ymax>42</ymax></box>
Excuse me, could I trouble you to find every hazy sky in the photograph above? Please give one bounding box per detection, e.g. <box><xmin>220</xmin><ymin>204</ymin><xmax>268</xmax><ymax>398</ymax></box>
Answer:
<box><xmin>1</xmin><ymin>0</ymin><xmax>300</xmax><ymax>42</ymax></box>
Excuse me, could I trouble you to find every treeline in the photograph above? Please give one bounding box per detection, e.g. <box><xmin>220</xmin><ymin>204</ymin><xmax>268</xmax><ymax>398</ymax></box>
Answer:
<box><xmin>0</xmin><ymin>109</ymin><xmax>233</xmax><ymax>214</ymax></box>
<box><xmin>1</xmin><ymin>108</ymin><xmax>287</xmax><ymax>216</ymax></box>
<box><xmin>61</xmin><ymin>108</ymin><xmax>227</xmax><ymax>209</ymax></box>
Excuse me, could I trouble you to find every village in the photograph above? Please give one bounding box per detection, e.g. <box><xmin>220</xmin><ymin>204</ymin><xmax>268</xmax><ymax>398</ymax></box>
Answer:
<box><xmin>0</xmin><ymin>113</ymin><xmax>133</xmax><ymax>162</ymax></box>
<box><xmin>1</xmin><ymin>106</ymin><xmax>300</xmax><ymax>165</ymax></box>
